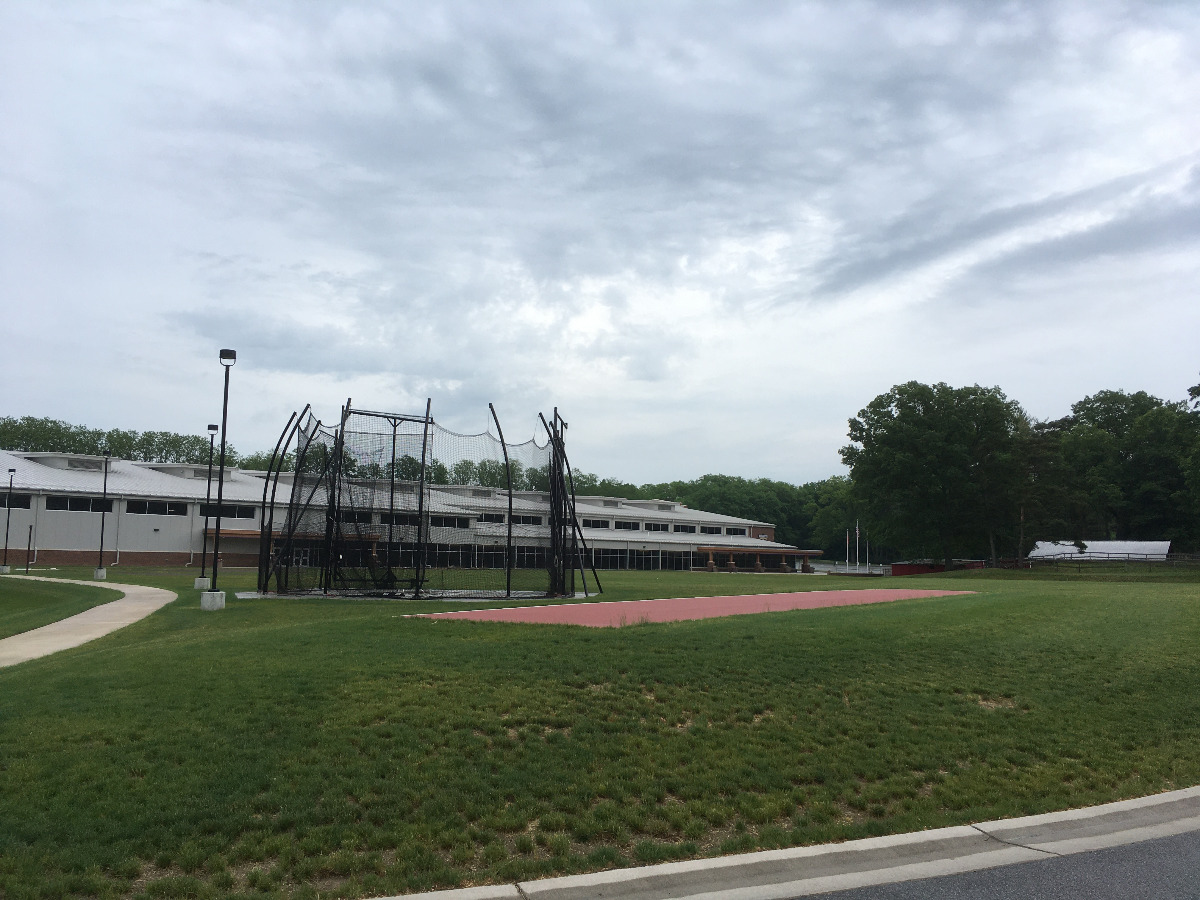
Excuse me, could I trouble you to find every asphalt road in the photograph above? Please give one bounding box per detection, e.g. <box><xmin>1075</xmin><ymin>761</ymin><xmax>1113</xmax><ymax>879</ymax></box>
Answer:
<box><xmin>821</xmin><ymin>829</ymin><xmax>1200</xmax><ymax>900</ymax></box>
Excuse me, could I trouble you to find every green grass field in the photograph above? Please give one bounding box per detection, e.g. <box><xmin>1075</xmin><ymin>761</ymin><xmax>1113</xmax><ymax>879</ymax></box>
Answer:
<box><xmin>0</xmin><ymin>578</ymin><xmax>121</xmax><ymax>640</ymax></box>
<box><xmin>0</xmin><ymin>568</ymin><xmax>1198</xmax><ymax>899</ymax></box>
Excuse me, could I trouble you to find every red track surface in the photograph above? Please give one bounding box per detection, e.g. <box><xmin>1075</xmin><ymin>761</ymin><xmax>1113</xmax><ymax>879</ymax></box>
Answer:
<box><xmin>418</xmin><ymin>588</ymin><xmax>973</xmax><ymax>628</ymax></box>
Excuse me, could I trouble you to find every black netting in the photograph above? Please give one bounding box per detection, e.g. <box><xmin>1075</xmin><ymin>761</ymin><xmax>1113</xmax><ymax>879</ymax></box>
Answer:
<box><xmin>260</xmin><ymin>402</ymin><xmax>591</xmax><ymax>598</ymax></box>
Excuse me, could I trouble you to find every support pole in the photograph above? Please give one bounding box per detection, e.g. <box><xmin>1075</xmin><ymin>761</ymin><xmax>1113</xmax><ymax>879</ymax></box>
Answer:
<box><xmin>489</xmin><ymin>403</ymin><xmax>514</xmax><ymax>598</ymax></box>
<box><xmin>414</xmin><ymin>398</ymin><xmax>432</xmax><ymax>598</ymax></box>
<box><xmin>257</xmin><ymin>409</ymin><xmax>299</xmax><ymax>593</ymax></box>
<box><xmin>211</xmin><ymin>354</ymin><xmax>234</xmax><ymax>594</ymax></box>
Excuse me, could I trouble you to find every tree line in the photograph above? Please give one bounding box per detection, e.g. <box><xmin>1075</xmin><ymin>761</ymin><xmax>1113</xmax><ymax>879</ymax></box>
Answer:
<box><xmin>0</xmin><ymin>416</ymin><xmax>280</xmax><ymax>470</ymax></box>
<box><xmin>7</xmin><ymin>377</ymin><xmax>1198</xmax><ymax>564</ymax></box>
<box><xmin>840</xmin><ymin>379</ymin><xmax>1200</xmax><ymax>565</ymax></box>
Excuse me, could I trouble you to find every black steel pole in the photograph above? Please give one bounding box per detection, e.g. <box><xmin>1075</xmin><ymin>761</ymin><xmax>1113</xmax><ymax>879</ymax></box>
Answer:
<box><xmin>211</xmin><ymin>352</ymin><xmax>235</xmax><ymax>592</ymax></box>
<box><xmin>3</xmin><ymin>469</ymin><xmax>14</xmax><ymax>567</ymax></box>
<box><xmin>414</xmin><ymin>398</ymin><xmax>432</xmax><ymax>597</ymax></box>
<box><xmin>200</xmin><ymin>428</ymin><xmax>217</xmax><ymax>578</ymax></box>
<box><xmin>489</xmin><ymin>404</ymin><xmax>514</xmax><ymax>598</ymax></box>
<box><xmin>97</xmin><ymin>452</ymin><xmax>110</xmax><ymax>571</ymax></box>
<box><xmin>387</xmin><ymin>418</ymin><xmax>397</xmax><ymax>581</ymax></box>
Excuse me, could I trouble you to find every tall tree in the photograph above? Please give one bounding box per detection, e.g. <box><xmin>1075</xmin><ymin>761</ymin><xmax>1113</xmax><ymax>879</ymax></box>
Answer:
<box><xmin>840</xmin><ymin>382</ymin><xmax>1026</xmax><ymax>568</ymax></box>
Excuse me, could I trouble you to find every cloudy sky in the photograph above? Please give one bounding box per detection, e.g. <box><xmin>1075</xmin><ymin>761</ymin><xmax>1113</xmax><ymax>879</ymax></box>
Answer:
<box><xmin>3</xmin><ymin>1</ymin><xmax>1198</xmax><ymax>484</ymax></box>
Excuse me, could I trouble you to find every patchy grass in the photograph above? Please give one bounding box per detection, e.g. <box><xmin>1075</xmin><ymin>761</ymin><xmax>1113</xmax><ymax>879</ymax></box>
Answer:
<box><xmin>0</xmin><ymin>570</ymin><xmax>1198</xmax><ymax>899</ymax></box>
<box><xmin>0</xmin><ymin>577</ymin><xmax>120</xmax><ymax>640</ymax></box>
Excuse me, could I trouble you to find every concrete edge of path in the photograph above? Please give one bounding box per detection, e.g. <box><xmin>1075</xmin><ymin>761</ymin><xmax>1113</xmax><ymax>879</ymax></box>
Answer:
<box><xmin>385</xmin><ymin>785</ymin><xmax>1200</xmax><ymax>900</ymax></box>
<box><xmin>0</xmin><ymin>575</ymin><xmax>178</xmax><ymax>667</ymax></box>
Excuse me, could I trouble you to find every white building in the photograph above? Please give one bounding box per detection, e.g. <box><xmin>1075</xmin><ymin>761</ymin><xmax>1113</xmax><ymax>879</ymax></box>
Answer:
<box><xmin>0</xmin><ymin>449</ymin><xmax>818</xmax><ymax>573</ymax></box>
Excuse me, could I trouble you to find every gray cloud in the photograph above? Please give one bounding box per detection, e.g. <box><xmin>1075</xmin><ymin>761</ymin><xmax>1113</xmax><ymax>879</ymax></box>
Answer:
<box><xmin>3</xmin><ymin>0</ymin><xmax>1200</xmax><ymax>483</ymax></box>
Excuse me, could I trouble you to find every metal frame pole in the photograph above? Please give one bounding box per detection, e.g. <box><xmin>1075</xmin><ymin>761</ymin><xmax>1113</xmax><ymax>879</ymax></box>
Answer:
<box><xmin>489</xmin><ymin>403</ymin><xmax>514</xmax><ymax>598</ymax></box>
<box><xmin>387</xmin><ymin>417</ymin><xmax>398</xmax><ymax>584</ymax></box>
<box><xmin>200</xmin><ymin>426</ymin><xmax>217</xmax><ymax>578</ymax></box>
<box><xmin>97</xmin><ymin>451</ymin><xmax>110</xmax><ymax>570</ymax></box>
<box><xmin>211</xmin><ymin>350</ymin><xmax>235</xmax><ymax>592</ymax></box>
<box><xmin>257</xmin><ymin>409</ymin><xmax>299</xmax><ymax>593</ymax></box>
<box><xmin>414</xmin><ymin>398</ymin><xmax>432</xmax><ymax>597</ymax></box>
<box><xmin>3</xmin><ymin>468</ymin><xmax>14</xmax><ymax>567</ymax></box>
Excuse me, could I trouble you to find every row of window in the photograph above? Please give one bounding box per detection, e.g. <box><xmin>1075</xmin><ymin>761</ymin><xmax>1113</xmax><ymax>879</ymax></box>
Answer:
<box><xmin>26</xmin><ymin>495</ymin><xmax>751</xmax><ymax>536</ymax></box>
<box><xmin>581</xmin><ymin>518</ymin><xmax>746</xmax><ymax>536</ymax></box>
<box><xmin>362</xmin><ymin>513</ymin><xmax>544</xmax><ymax>528</ymax></box>
<box><xmin>37</xmin><ymin>496</ymin><xmax>257</xmax><ymax>519</ymax></box>
<box><xmin>46</xmin><ymin>496</ymin><xmax>113</xmax><ymax>512</ymax></box>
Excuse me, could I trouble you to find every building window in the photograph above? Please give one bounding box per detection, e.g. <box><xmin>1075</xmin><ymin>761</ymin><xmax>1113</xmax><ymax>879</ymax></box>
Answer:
<box><xmin>379</xmin><ymin>512</ymin><xmax>421</xmax><ymax>527</ymax></box>
<box><xmin>1</xmin><ymin>493</ymin><xmax>31</xmax><ymax>509</ymax></box>
<box><xmin>126</xmin><ymin>500</ymin><xmax>187</xmax><ymax>516</ymax></box>
<box><xmin>602</xmin><ymin>500</ymin><xmax>619</xmax><ymax>508</ymax></box>
<box><xmin>614</xmin><ymin>521</ymin><xmax>640</xmax><ymax>531</ymax></box>
<box><xmin>471</xmin><ymin>489</ymin><xmax>491</xmax><ymax>498</ymax></box>
<box><xmin>581</xmin><ymin>519</ymin><xmax>609</xmax><ymax>529</ymax></box>
<box><xmin>337</xmin><ymin>510</ymin><xmax>373</xmax><ymax>524</ymax></box>
<box><xmin>673</xmin><ymin>524</ymin><xmax>696</xmax><ymax>533</ymax></box>
<box><xmin>430</xmin><ymin>516</ymin><xmax>471</xmax><ymax>529</ymax></box>
<box><xmin>199</xmin><ymin>503</ymin><xmax>256</xmax><ymax>519</ymax></box>
<box><xmin>511</xmin><ymin>515</ymin><xmax>543</xmax><ymax>526</ymax></box>
<box><xmin>699</xmin><ymin>525</ymin><xmax>722</xmax><ymax>535</ymax></box>
<box><xmin>644</xmin><ymin>522</ymin><xmax>668</xmax><ymax>532</ymax></box>
<box><xmin>66</xmin><ymin>458</ymin><xmax>103</xmax><ymax>471</ymax></box>
<box><xmin>47</xmin><ymin>495</ymin><xmax>111</xmax><ymax>513</ymax></box>
<box><xmin>726</xmin><ymin>527</ymin><xmax>747</xmax><ymax>536</ymax></box>
<box><xmin>478</xmin><ymin>513</ymin><xmax>505</xmax><ymax>524</ymax></box>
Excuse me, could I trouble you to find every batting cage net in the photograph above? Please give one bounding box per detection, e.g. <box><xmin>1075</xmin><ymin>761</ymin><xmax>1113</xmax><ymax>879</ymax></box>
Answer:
<box><xmin>256</xmin><ymin>400</ymin><xmax>599</xmax><ymax>599</ymax></box>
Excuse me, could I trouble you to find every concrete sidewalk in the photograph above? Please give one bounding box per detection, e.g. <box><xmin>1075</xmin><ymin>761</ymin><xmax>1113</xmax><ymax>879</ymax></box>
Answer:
<box><xmin>0</xmin><ymin>575</ymin><xmax>177</xmax><ymax>667</ymax></box>
<box><xmin>390</xmin><ymin>786</ymin><xmax>1200</xmax><ymax>900</ymax></box>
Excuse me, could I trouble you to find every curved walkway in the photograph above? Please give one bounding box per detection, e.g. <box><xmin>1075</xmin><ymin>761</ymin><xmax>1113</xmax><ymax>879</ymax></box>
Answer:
<box><xmin>389</xmin><ymin>786</ymin><xmax>1200</xmax><ymax>900</ymax></box>
<box><xmin>0</xmin><ymin>576</ymin><xmax>177</xmax><ymax>667</ymax></box>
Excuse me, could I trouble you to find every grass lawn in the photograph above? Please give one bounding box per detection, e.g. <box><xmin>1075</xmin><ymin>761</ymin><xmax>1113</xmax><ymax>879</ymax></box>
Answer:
<box><xmin>0</xmin><ymin>577</ymin><xmax>122</xmax><ymax>641</ymax></box>
<box><xmin>0</xmin><ymin>568</ymin><xmax>1198</xmax><ymax>899</ymax></box>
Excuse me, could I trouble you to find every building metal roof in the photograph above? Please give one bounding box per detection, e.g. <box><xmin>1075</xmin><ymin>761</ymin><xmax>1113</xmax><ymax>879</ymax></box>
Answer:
<box><xmin>2</xmin><ymin>449</ymin><xmax>268</xmax><ymax>503</ymax></box>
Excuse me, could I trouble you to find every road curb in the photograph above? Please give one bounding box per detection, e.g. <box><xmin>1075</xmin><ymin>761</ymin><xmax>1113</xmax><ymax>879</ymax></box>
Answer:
<box><xmin>386</xmin><ymin>786</ymin><xmax>1200</xmax><ymax>900</ymax></box>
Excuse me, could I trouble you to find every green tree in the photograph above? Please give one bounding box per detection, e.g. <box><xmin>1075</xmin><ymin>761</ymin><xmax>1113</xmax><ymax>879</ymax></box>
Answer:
<box><xmin>450</xmin><ymin>459</ymin><xmax>479</xmax><ymax>485</ymax></box>
<box><xmin>0</xmin><ymin>416</ymin><xmax>237</xmax><ymax>464</ymax></box>
<box><xmin>840</xmin><ymin>382</ymin><xmax>1026</xmax><ymax>568</ymax></box>
<box><xmin>237</xmin><ymin>450</ymin><xmax>297</xmax><ymax>472</ymax></box>
<box><xmin>475</xmin><ymin>459</ymin><xmax>509</xmax><ymax>488</ymax></box>
<box><xmin>803</xmin><ymin>476</ymin><xmax>857</xmax><ymax>560</ymax></box>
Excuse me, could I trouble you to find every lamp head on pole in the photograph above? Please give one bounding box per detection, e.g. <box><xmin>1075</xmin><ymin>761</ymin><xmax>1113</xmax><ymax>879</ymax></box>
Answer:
<box><xmin>219</xmin><ymin>349</ymin><xmax>237</xmax><ymax>367</ymax></box>
<box><xmin>208</xmin><ymin>423</ymin><xmax>219</xmax><ymax>434</ymax></box>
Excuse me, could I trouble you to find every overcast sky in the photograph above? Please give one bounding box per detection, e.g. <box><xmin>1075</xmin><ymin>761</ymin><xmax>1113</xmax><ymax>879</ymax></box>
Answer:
<box><xmin>3</xmin><ymin>1</ymin><xmax>1198</xmax><ymax>484</ymax></box>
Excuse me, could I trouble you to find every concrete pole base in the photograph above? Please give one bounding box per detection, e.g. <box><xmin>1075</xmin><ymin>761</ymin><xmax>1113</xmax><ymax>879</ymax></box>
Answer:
<box><xmin>93</xmin><ymin>567</ymin><xmax>107</xmax><ymax>581</ymax></box>
<box><xmin>193</xmin><ymin>576</ymin><xmax>211</xmax><ymax>590</ymax></box>
<box><xmin>200</xmin><ymin>591</ymin><xmax>226</xmax><ymax>611</ymax></box>
<box><xmin>0</xmin><ymin>565</ymin><xmax>10</xmax><ymax>575</ymax></box>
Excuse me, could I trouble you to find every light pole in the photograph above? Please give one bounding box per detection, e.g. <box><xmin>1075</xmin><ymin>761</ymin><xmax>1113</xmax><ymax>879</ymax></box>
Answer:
<box><xmin>195</xmin><ymin>424</ymin><xmax>219</xmax><ymax>590</ymax></box>
<box><xmin>94</xmin><ymin>450</ymin><xmax>110</xmax><ymax>580</ymax></box>
<box><xmin>204</xmin><ymin>349</ymin><xmax>235</xmax><ymax>608</ymax></box>
<box><xmin>2</xmin><ymin>467</ymin><xmax>15</xmax><ymax>573</ymax></box>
